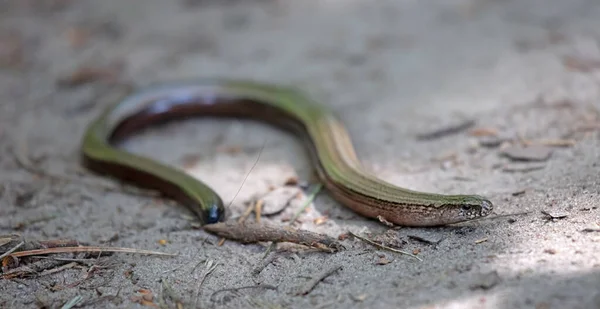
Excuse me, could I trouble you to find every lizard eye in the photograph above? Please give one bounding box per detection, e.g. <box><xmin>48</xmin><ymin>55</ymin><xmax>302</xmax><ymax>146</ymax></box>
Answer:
<box><xmin>461</xmin><ymin>205</ymin><xmax>472</xmax><ymax>211</ymax></box>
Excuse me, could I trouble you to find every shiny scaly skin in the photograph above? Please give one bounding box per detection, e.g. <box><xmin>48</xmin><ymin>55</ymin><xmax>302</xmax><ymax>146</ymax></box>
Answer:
<box><xmin>81</xmin><ymin>79</ymin><xmax>493</xmax><ymax>226</ymax></box>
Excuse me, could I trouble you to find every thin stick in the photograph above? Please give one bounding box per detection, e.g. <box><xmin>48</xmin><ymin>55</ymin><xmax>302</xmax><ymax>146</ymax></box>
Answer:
<box><xmin>8</xmin><ymin>246</ymin><xmax>176</xmax><ymax>258</ymax></box>
<box><xmin>204</xmin><ymin>221</ymin><xmax>343</xmax><ymax>253</ymax></box>
<box><xmin>295</xmin><ymin>265</ymin><xmax>342</xmax><ymax>295</ymax></box>
<box><xmin>0</xmin><ymin>241</ymin><xmax>24</xmax><ymax>260</ymax></box>
<box><xmin>348</xmin><ymin>231</ymin><xmax>422</xmax><ymax>262</ymax></box>
<box><xmin>217</xmin><ymin>203</ymin><xmax>253</xmax><ymax>245</ymax></box>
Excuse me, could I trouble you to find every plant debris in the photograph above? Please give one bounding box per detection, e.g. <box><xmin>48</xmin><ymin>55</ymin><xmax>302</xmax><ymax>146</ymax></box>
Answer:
<box><xmin>203</xmin><ymin>221</ymin><xmax>344</xmax><ymax>253</ymax></box>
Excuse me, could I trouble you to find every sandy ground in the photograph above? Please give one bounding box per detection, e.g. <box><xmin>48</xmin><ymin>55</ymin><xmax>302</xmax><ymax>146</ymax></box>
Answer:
<box><xmin>1</xmin><ymin>0</ymin><xmax>600</xmax><ymax>308</ymax></box>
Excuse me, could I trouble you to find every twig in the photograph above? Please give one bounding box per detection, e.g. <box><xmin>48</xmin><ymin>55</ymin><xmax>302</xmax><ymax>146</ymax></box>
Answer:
<box><xmin>219</xmin><ymin>197</ymin><xmax>255</xmax><ymax>244</ymax></box>
<box><xmin>295</xmin><ymin>265</ymin><xmax>342</xmax><ymax>295</ymax></box>
<box><xmin>0</xmin><ymin>241</ymin><xmax>24</xmax><ymax>260</ymax></box>
<box><xmin>8</xmin><ymin>246</ymin><xmax>176</xmax><ymax>258</ymax></box>
<box><xmin>348</xmin><ymin>231</ymin><xmax>422</xmax><ymax>262</ymax></box>
<box><xmin>204</xmin><ymin>221</ymin><xmax>344</xmax><ymax>253</ymax></box>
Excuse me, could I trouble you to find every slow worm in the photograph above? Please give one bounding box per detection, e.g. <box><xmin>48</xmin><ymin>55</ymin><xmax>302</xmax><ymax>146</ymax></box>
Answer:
<box><xmin>81</xmin><ymin>79</ymin><xmax>493</xmax><ymax>226</ymax></box>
